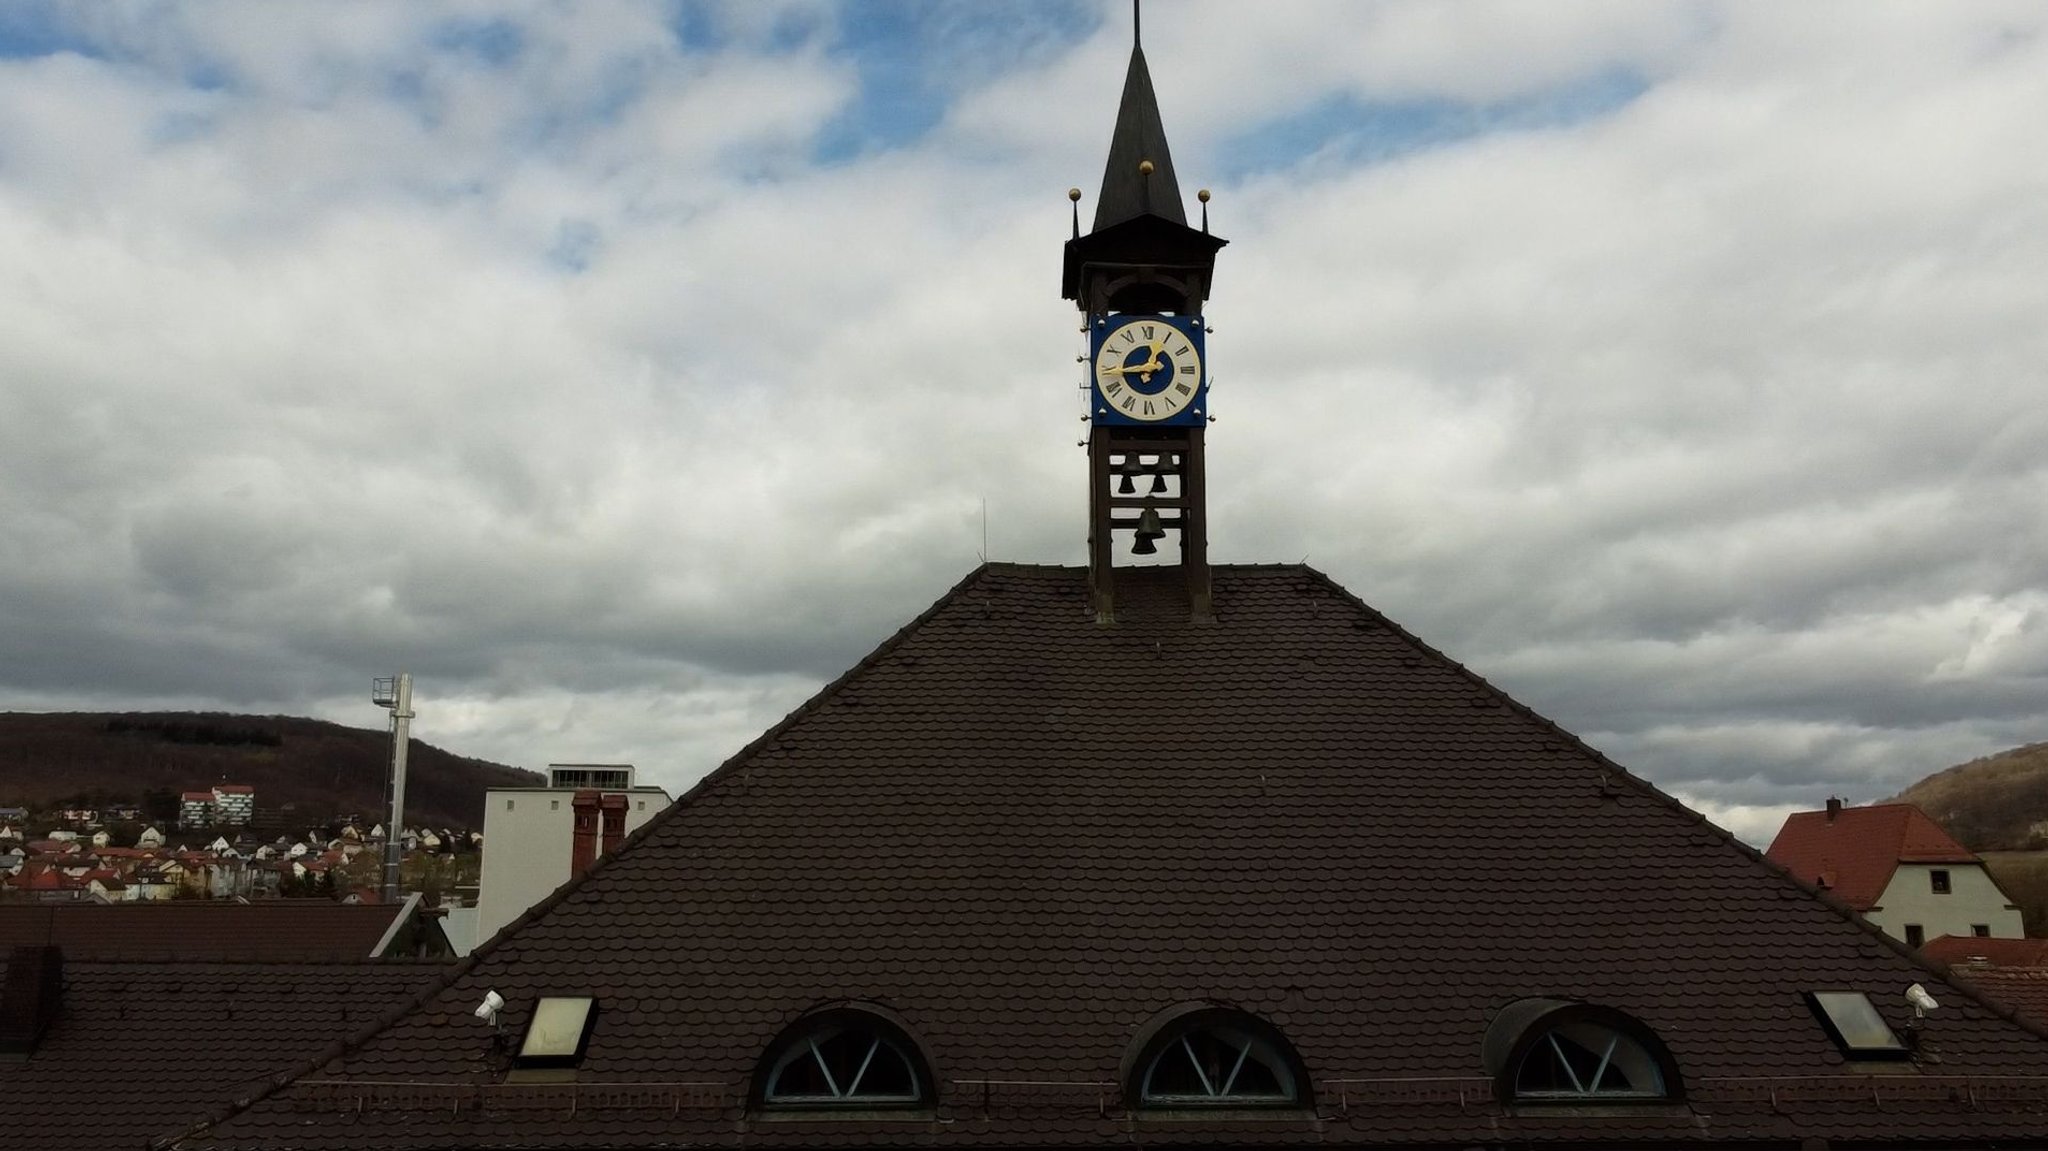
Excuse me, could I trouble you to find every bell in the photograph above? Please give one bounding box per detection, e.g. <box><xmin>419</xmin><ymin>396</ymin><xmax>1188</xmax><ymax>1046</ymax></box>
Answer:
<box><xmin>1118</xmin><ymin>472</ymin><xmax>1137</xmax><ymax>495</ymax></box>
<box><xmin>1131</xmin><ymin>506</ymin><xmax>1165</xmax><ymax>555</ymax></box>
<box><xmin>1148</xmin><ymin>472</ymin><xmax>1169</xmax><ymax>496</ymax></box>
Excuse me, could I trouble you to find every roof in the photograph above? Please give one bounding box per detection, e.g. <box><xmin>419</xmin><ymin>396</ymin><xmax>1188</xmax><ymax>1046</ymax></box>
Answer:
<box><xmin>0</xmin><ymin>901</ymin><xmax>425</xmax><ymax>961</ymax></box>
<box><xmin>214</xmin><ymin>785</ymin><xmax>255</xmax><ymax>794</ymax></box>
<box><xmin>1952</xmin><ymin>967</ymin><xmax>2048</xmax><ymax>1032</ymax></box>
<box><xmin>1926</xmin><ymin>934</ymin><xmax>2048</xmax><ymax>968</ymax></box>
<box><xmin>173</xmin><ymin>564</ymin><xmax>2048</xmax><ymax>1149</ymax></box>
<box><xmin>0</xmin><ymin>954</ymin><xmax>442</xmax><ymax>1151</ymax></box>
<box><xmin>181</xmin><ymin>792</ymin><xmax>214</xmax><ymax>802</ymax></box>
<box><xmin>1091</xmin><ymin>39</ymin><xmax>1182</xmax><ymax>231</ymax></box>
<box><xmin>1764</xmin><ymin>802</ymin><xmax>1980</xmax><ymax>909</ymax></box>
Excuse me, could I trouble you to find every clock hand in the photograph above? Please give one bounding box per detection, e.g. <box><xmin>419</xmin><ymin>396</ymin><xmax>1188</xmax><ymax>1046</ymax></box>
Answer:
<box><xmin>1139</xmin><ymin>339</ymin><xmax>1170</xmax><ymax>382</ymax></box>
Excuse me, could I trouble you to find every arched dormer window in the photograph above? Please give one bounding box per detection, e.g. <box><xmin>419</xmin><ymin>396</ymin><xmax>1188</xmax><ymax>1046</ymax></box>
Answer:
<box><xmin>754</xmin><ymin>1006</ymin><xmax>931</xmax><ymax>1109</ymax></box>
<box><xmin>1124</xmin><ymin>1005</ymin><xmax>1309</xmax><ymax>1108</ymax></box>
<box><xmin>1483</xmin><ymin>999</ymin><xmax>1680</xmax><ymax>1104</ymax></box>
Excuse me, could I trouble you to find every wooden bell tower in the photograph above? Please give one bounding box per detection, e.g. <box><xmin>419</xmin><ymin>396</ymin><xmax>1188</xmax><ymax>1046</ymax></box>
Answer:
<box><xmin>1063</xmin><ymin>7</ymin><xmax>1226</xmax><ymax>623</ymax></box>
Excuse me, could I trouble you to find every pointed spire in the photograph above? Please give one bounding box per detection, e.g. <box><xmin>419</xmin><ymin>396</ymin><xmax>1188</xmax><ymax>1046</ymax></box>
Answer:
<box><xmin>1091</xmin><ymin>12</ymin><xmax>1185</xmax><ymax>232</ymax></box>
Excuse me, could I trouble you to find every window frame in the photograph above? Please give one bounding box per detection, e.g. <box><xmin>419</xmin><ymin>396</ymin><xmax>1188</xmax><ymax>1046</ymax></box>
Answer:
<box><xmin>1123</xmin><ymin>1005</ymin><xmax>1311</xmax><ymax>1111</ymax></box>
<box><xmin>1482</xmin><ymin>999</ymin><xmax>1683</xmax><ymax>1106</ymax></box>
<box><xmin>1905</xmin><ymin>924</ymin><xmax>1926</xmax><ymax>948</ymax></box>
<box><xmin>1930</xmin><ymin>869</ymin><xmax>1952</xmax><ymax>894</ymax></box>
<box><xmin>1806</xmin><ymin>990</ymin><xmax>1910</xmax><ymax>1060</ymax></box>
<box><xmin>752</xmin><ymin>1006</ymin><xmax>933</xmax><ymax>1112</ymax></box>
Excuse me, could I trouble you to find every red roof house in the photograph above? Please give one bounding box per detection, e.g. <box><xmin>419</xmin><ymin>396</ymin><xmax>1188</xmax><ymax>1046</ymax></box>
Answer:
<box><xmin>1766</xmin><ymin>800</ymin><xmax>2023</xmax><ymax>946</ymax></box>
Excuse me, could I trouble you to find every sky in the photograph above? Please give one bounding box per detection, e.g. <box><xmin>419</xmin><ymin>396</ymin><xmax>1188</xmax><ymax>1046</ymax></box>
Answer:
<box><xmin>3</xmin><ymin>1</ymin><xmax>2045</xmax><ymax>845</ymax></box>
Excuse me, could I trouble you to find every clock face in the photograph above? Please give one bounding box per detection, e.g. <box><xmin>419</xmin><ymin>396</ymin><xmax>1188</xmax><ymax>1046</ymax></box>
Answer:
<box><xmin>1091</xmin><ymin>314</ymin><xmax>1204</xmax><ymax>424</ymax></box>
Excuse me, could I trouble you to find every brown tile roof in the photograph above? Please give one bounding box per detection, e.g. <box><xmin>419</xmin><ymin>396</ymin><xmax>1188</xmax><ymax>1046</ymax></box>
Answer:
<box><xmin>0</xmin><ymin>954</ymin><xmax>443</xmax><ymax>1151</ymax></box>
<box><xmin>174</xmin><ymin>565</ymin><xmax>2048</xmax><ymax>1148</ymax></box>
<box><xmin>0</xmin><ymin>901</ymin><xmax>413</xmax><ymax>961</ymax></box>
<box><xmin>1925</xmin><ymin>934</ymin><xmax>2048</xmax><ymax>968</ymax></box>
<box><xmin>1951</xmin><ymin>968</ymin><xmax>2048</xmax><ymax>1032</ymax></box>
<box><xmin>1763</xmin><ymin>802</ymin><xmax>1978</xmax><ymax>910</ymax></box>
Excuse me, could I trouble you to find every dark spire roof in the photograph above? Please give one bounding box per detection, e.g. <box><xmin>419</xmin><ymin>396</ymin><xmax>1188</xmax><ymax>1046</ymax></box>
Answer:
<box><xmin>1091</xmin><ymin>39</ymin><xmax>1185</xmax><ymax>231</ymax></box>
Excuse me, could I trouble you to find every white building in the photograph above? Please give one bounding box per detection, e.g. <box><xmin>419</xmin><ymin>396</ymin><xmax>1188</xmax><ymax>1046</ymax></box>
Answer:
<box><xmin>1766</xmin><ymin>799</ymin><xmax>2025</xmax><ymax>947</ymax></box>
<box><xmin>473</xmin><ymin>763</ymin><xmax>670</xmax><ymax>949</ymax></box>
<box><xmin>178</xmin><ymin>791</ymin><xmax>215</xmax><ymax>829</ymax></box>
<box><xmin>212</xmin><ymin>784</ymin><xmax>255</xmax><ymax>825</ymax></box>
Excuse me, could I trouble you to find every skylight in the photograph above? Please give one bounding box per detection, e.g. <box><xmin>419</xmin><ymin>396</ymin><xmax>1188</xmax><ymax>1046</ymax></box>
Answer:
<box><xmin>517</xmin><ymin>996</ymin><xmax>597</xmax><ymax>1065</ymax></box>
<box><xmin>1807</xmin><ymin>991</ymin><xmax>1907</xmax><ymax>1059</ymax></box>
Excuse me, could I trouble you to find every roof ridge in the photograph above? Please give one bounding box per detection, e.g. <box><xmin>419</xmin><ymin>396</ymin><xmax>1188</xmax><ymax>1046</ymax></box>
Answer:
<box><xmin>157</xmin><ymin>563</ymin><xmax>1002</xmax><ymax>1150</ymax></box>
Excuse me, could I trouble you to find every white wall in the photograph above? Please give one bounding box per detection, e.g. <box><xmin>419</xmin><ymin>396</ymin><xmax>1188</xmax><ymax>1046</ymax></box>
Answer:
<box><xmin>474</xmin><ymin>787</ymin><xmax>669</xmax><ymax>947</ymax></box>
<box><xmin>1866</xmin><ymin>862</ymin><xmax>2023</xmax><ymax>945</ymax></box>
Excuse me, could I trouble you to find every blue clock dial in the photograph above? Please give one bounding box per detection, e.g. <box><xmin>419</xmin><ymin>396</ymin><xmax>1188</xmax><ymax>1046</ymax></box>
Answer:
<box><xmin>1090</xmin><ymin>315</ymin><xmax>1204</xmax><ymax>424</ymax></box>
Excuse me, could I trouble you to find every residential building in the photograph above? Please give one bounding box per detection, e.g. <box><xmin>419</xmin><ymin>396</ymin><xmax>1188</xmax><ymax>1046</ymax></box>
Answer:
<box><xmin>177</xmin><ymin>791</ymin><xmax>214</xmax><ymax>829</ymax></box>
<box><xmin>211</xmin><ymin>784</ymin><xmax>255</xmax><ymax>825</ymax></box>
<box><xmin>472</xmin><ymin>763</ymin><xmax>670</xmax><ymax>945</ymax></box>
<box><xmin>1765</xmin><ymin>798</ymin><xmax>2025</xmax><ymax>947</ymax></box>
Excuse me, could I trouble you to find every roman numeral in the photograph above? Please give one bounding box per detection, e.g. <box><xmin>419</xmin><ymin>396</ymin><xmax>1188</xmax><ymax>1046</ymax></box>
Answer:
<box><xmin>1179</xmin><ymin>364</ymin><xmax>1194</xmax><ymax>375</ymax></box>
<box><xmin>1142</xmin><ymin>325</ymin><xmax>1156</xmax><ymax>340</ymax></box>
<box><xmin>1105</xmin><ymin>381</ymin><xmax>1124</xmax><ymax>396</ymax></box>
<box><xmin>1122</xmin><ymin>395</ymin><xmax>1136</xmax><ymax>411</ymax></box>
<box><xmin>1121</xmin><ymin>329</ymin><xmax>1137</xmax><ymax>345</ymax></box>
<box><xmin>1143</xmin><ymin>400</ymin><xmax>1156</xmax><ymax>415</ymax></box>
<box><xmin>1175</xmin><ymin>383</ymin><xmax>1192</xmax><ymax>395</ymax></box>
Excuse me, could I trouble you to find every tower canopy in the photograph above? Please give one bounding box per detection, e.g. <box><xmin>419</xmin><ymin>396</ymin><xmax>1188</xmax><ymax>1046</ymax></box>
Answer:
<box><xmin>1092</xmin><ymin>41</ymin><xmax>1185</xmax><ymax>232</ymax></box>
<box><xmin>1062</xmin><ymin>33</ymin><xmax>1226</xmax><ymax>312</ymax></box>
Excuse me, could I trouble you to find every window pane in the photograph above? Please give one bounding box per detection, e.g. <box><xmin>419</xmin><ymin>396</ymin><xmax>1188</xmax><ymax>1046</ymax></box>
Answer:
<box><xmin>769</xmin><ymin>1043</ymin><xmax>836</xmax><ymax>1097</ymax></box>
<box><xmin>765</xmin><ymin>1025</ymin><xmax>921</xmax><ymax>1103</ymax></box>
<box><xmin>1145</xmin><ymin>1040</ymin><xmax>1209</xmax><ymax>1097</ymax></box>
<box><xmin>518</xmin><ymin>997</ymin><xmax>594</xmax><ymax>1061</ymax></box>
<box><xmin>1811</xmin><ymin>992</ymin><xmax>1905</xmax><ymax>1054</ymax></box>
<box><xmin>1141</xmin><ymin>1025</ymin><xmax>1296</xmax><ymax>1104</ymax></box>
<box><xmin>1229</xmin><ymin>1053</ymin><xmax>1286</xmax><ymax>1097</ymax></box>
<box><xmin>858</xmin><ymin>1041</ymin><xmax>916</xmax><ymax>1096</ymax></box>
<box><xmin>814</xmin><ymin>1030</ymin><xmax>872</xmax><ymax>1094</ymax></box>
<box><xmin>1517</xmin><ymin>1024</ymin><xmax>1665</xmax><ymax>1098</ymax></box>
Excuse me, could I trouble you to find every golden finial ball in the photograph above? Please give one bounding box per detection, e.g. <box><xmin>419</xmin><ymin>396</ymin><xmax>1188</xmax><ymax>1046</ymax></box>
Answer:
<box><xmin>1198</xmin><ymin>189</ymin><xmax>1211</xmax><ymax>202</ymax></box>
<box><xmin>1068</xmin><ymin>187</ymin><xmax>1081</xmax><ymax>202</ymax></box>
<box><xmin>1138</xmin><ymin>159</ymin><xmax>1155</xmax><ymax>175</ymax></box>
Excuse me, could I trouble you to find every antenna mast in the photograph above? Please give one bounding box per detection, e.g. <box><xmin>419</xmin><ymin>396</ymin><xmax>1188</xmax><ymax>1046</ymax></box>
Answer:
<box><xmin>371</xmin><ymin>673</ymin><xmax>415</xmax><ymax>905</ymax></box>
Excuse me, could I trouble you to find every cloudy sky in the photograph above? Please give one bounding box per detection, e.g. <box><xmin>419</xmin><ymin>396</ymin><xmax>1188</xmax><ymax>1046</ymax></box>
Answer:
<box><xmin>3</xmin><ymin>1</ymin><xmax>2045</xmax><ymax>844</ymax></box>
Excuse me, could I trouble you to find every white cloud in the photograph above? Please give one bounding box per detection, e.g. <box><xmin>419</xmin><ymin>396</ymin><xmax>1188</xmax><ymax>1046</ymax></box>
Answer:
<box><xmin>2</xmin><ymin>2</ymin><xmax>2045</xmax><ymax>819</ymax></box>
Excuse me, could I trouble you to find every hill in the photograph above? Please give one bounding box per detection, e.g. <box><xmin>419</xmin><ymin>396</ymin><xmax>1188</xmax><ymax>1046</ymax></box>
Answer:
<box><xmin>0</xmin><ymin>712</ymin><xmax>543</xmax><ymax>830</ymax></box>
<box><xmin>1891</xmin><ymin>742</ymin><xmax>2048</xmax><ymax>852</ymax></box>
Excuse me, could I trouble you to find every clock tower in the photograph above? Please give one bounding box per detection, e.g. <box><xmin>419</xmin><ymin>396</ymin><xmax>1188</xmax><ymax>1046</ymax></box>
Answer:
<box><xmin>1064</xmin><ymin>5</ymin><xmax>1226</xmax><ymax>623</ymax></box>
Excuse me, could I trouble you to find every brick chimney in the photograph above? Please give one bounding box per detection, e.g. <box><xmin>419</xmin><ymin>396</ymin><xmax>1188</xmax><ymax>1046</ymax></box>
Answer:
<box><xmin>0</xmin><ymin>945</ymin><xmax>63</xmax><ymax>1061</ymax></box>
<box><xmin>570</xmin><ymin>790</ymin><xmax>601</xmax><ymax>878</ymax></box>
<box><xmin>600</xmin><ymin>793</ymin><xmax>627</xmax><ymax>859</ymax></box>
<box><xmin>1826</xmin><ymin>796</ymin><xmax>1842</xmax><ymax>823</ymax></box>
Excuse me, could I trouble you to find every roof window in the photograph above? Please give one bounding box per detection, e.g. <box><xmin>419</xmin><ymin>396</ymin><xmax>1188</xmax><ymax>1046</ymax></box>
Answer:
<box><xmin>1484</xmin><ymin>999</ymin><xmax>1680</xmax><ymax>1104</ymax></box>
<box><xmin>1806</xmin><ymin>991</ymin><xmax>1908</xmax><ymax>1059</ymax></box>
<box><xmin>516</xmin><ymin>996</ymin><xmax>597</xmax><ymax>1066</ymax></box>
<box><xmin>756</xmin><ymin>1007</ymin><xmax>930</xmax><ymax>1108</ymax></box>
<box><xmin>1125</xmin><ymin>1006</ymin><xmax>1306</xmax><ymax>1108</ymax></box>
